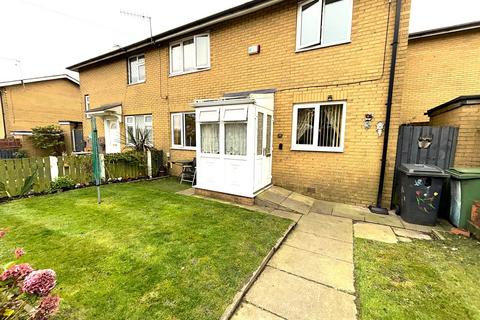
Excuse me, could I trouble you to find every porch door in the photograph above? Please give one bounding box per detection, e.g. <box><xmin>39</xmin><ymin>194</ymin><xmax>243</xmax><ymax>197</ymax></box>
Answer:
<box><xmin>104</xmin><ymin>119</ymin><xmax>121</xmax><ymax>154</ymax></box>
<box><xmin>254</xmin><ymin>108</ymin><xmax>273</xmax><ymax>192</ymax></box>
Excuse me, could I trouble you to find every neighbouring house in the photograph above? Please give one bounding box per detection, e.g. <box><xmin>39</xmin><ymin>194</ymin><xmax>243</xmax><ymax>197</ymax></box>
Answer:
<box><xmin>0</xmin><ymin>74</ymin><xmax>84</xmax><ymax>156</ymax></box>
<box><xmin>427</xmin><ymin>95</ymin><xmax>480</xmax><ymax>167</ymax></box>
<box><xmin>402</xmin><ymin>21</ymin><xmax>480</xmax><ymax>124</ymax></box>
<box><xmin>68</xmin><ymin>0</ymin><xmax>412</xmax><ymax>207</ymax></box>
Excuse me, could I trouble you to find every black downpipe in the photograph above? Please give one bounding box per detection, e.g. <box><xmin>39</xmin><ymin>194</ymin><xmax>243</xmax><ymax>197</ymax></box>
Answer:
<box><xmin>0</xmin><ymin>90</ymin><xmax>7</xmax><ymax>139</ymax></box>
<box><xmin>370</xmin><ymin>0</ymin><xmax>403</xmax><ymax>215</ymax></box>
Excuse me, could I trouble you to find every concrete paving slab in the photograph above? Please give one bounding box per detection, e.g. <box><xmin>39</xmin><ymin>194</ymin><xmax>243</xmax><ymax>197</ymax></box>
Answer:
<box><xmin>257</xmin><ymin>189</ymin><xmax>290</xmax><ymax>206</ymax></box>
<box><xmin>246</xmin><ymin>267</ymin><xmax>357</xmax><ymax>320</ymax></box>
<box><xmin>297</xmin><ymin>215</ymin><xmax>353</xmax><ymax>243</ymax></box>
<box><xmin>269</xmin><ymin>209</ymin><xmax>302</xmax><ymax>222</ymax></box>
<box><xmin>310</xmin><ymin>199</ymin><xmax>334</xmax><ymax>215</ymax></box>
<box><xmin>231</xmin><ymin>303</ymin><xmax>284</xmax><ymax>320</ymax></box>
<box><xmin>269</xmin><ymin>245</ymin><xmax>355</xmax><ymax>293</ymax></box>
<box><xmin>270</xmin><ymin>186</ymin><xmax>293</xmax><ymax>198</ymax></box>
<box><xmin>354</xmin><ymin>223</ymin><xmax>398</xmax><ymax>244</ymax></box>
<box><xmin>284</xmin><ymin>231</ymin><xmax>353</xmax><ymax>262</ymax></box>
<box><xmin>393</xmin><ymin>228</ymin><xmax>432</xmax><ymax>240</ymax></box>
<box><xmin>288</xmin><ymin>192</ymin><xmax>316</xmax><ymax>207</ymax></box>
<box><xmin>280</xmin><ymin>197</ymin><xmax>312</xmax><ymax>214</ymax></box>
<box><xmin>332</xmin><ymin>203</ymin><xmax>369</xmax><ymax>221</ymax></box>
<box><xmin>397</xmin><ymin>236</ymin><xmax>412</xmax><ymax>243</ymax></box>
<box><xmin>364</xmin><ymin>213</ymin><xmax>404</xmax><ymax>228</ymax></box>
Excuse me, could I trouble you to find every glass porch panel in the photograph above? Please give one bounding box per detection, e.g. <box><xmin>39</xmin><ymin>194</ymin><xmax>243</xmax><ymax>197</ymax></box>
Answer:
<box><xmin>257</xmin><ymin>112</ymin><xmax>264</xmax><ymax>156</ymax></box>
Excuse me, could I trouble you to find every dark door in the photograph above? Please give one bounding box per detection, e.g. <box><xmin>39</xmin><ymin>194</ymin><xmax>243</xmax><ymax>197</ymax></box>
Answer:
<box><xmin>72</xmin><ymin>129</ymin><xmax>84</xmax><ymax>152</ymax></box>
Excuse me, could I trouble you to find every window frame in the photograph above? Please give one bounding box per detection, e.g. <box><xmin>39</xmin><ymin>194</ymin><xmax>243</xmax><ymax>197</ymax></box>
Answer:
<box><xmin>291</xmin><ymin>101</ymin><xmax>347</xmax><ymax>153</ymax></box>
<box><xmin>169</xmin><ymin>33</ymin><xmax>211</xmax><ymax>76</ymax></box>
<box><xmin>125</xmin><ymin>114</ymin><xmax>153</xmax><ymax>147</ymax></box>
<box><xmin>171</xmin><ymin>112</ymin><xmax>197</xmax><ymax>150</ymax></box>
<box><xmin>127</xmin><ymin>54</ymin><xmax>146</xmax><ymax>85</ymax></box>
<box><xmin>296</xmin><ymin>0</ymin><xmax>353</xmax><ymax>52</ymax></box>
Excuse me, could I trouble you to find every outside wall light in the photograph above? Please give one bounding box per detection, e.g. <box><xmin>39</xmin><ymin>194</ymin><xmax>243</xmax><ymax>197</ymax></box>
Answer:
<box><xmin>364</xmin><ymin>113</ymin><xmax>374</xmax><ymax>129</ymax></box>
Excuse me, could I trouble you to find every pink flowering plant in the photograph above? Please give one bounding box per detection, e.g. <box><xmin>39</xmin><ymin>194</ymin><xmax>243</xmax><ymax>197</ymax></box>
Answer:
<box><xmin>0</xmin><ymin>229</ymin><xmax>60</xmax><ymax>319</ymax></box>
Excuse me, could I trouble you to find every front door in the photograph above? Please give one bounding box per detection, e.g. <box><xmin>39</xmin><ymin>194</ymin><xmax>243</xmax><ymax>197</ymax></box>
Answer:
<box><xmin>254</xmin><ymin>108</ymin><xmax>273</xmax><ymax>192</ymax></box>
<box><xmin>104</xmin><ymin>119</ymin><xmax>121</xmax><ymax>154</ymax></box>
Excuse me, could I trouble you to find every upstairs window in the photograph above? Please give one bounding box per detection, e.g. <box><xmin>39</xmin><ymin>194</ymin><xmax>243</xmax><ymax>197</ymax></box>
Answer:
<box><xmin>125</xmin><ymin>114</ymin><xmax>152</xmax><ymax>146</ymax></box>
<box><xmin>292</xmin><ymin>102</ymin><xmax>346</xmax><ymax>152</ymax></box>
<box><xmin>170</xmin><ymin>34</ymin><xmax>210</xmax><ymax>75</ymax></box>
<box><xmin>296</xmin><ymin>0</ymin><xmax>353</xmax><ymax>50</ymax></box>
<box><xmin>128</xmin><ymin>54</ymin><xmax>145</xmax><ymax>84</ymax></box>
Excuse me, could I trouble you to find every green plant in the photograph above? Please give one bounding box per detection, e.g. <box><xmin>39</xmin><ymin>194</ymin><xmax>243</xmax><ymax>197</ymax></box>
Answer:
<box><xmin>30</xmin><ymin>126</ymin><xmax>65</xmax><ymax>156</ymax></box>
<box><xmin>49</xmin><ymin>176</ymin><xmax>75</xmax><ymax>193</ymax></box>
<box><xmin>0</xmin><ymin>170</ymin><xmax>37</xmax><ymax>198</ymax></box>
<box><xmin>125</xmin><ymin>127</ymin><xmax>152</xmax><ymax>152</ymax></box>
<box><xmin>105</xmin><ymin>151</ymin><xmax>145</xmax><ymax>167</ymax></box>
<box><xmin>1</xmin><ymin>230</ymin><xmax>60</xmax><ymax>319</ymax></box>
<box><xmin>13</xmin><ymin>150</ymin><xmax>28</xmax><ymax>159</ymax></box>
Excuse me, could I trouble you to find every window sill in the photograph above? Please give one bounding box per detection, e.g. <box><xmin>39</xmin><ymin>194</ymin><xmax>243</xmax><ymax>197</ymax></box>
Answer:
<box><xmin>127</xmin><ymin>80</ymin><xmax>146</xmax><ymax>86</ymax></box>
<box><xmin>169</xmin><ymin>68</ymin><xmax>210</xmax><ymax>78</ymax></box>
<box><xmin>291</xmin><ymin>146</ymin><xmax>344</xmax><ymax>153</ymax></box>
<box><xmin>171</xmin><ymin>146</ymin><xmax>196</xmax><ymax>151</ymax></box>
<box><xmin>295</xmin><ymin>40</ymin><xmax>351</xmax><ymax>53</ymax></box>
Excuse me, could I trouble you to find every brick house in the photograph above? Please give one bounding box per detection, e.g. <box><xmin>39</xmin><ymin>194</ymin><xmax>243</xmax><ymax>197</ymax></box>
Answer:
<box><xmin>0</xmin><ymin>75</ymin><xmax>84</xmax><ymax>156</ymax></box>
<box><xmin>402</xmin><ymin>21</ymin><xmax>480</xmax><ymax>124</ymax></box>
<box><xmin>68</xmin><ymin>0</ymin><xmax>412</xmax><ymax>207</ymax></box>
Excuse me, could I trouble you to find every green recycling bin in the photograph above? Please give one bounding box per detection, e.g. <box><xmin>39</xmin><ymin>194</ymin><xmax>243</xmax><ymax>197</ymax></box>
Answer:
<box><xmin>447</xmin><ymin>168</ymin><xmax>480</xmax><ymax>229</ymax></box>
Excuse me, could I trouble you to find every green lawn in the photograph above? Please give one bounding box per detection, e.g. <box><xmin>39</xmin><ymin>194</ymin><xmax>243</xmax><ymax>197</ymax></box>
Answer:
<box><xmin>0</xmin><ymin>178</ymin><xmax>290</xmax><ymax>320</ymax></box>
<box><xmin>355</xmin><ymin>235</ymin><xmax>480</xmax><ymax>320</ymax></box>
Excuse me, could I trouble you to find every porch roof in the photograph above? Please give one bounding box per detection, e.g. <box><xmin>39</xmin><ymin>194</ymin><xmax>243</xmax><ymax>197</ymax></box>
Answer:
<box><xmin>426</xmin><ymin>95</ymin><xmax>480</xmax><ymax>117</ymax></box>
<box><xmin>86</xmin><ymin>103</ymin><xmax>122</xmax><ymax>116</ymax></box>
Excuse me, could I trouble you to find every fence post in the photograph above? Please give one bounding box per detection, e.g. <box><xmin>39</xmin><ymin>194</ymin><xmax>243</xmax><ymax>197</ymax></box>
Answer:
<box><xmin>99</xmin><ymin>154</ymin><xmax>106</xmax><ymax>181</ymax></box>
<box><xmin>49</xmin><ymin>156</ymin><xmax>58</xmax><ymax>181</ymax></box>
<box><xmin>147</xmin><ymin>150</ymin><xmax>152</xmax><ymax>179</ymax></box>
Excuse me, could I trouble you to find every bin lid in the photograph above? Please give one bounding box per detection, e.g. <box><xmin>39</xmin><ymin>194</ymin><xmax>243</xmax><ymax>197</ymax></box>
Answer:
<box><xmin>399</xmin><ymin>164</ymin><xmax>449</xmax><ymax>177</ymax></box>
<box><xmin>447</xmin><ymin>168</ymin><xmax>480</xmax><ymax>180</ymax></box>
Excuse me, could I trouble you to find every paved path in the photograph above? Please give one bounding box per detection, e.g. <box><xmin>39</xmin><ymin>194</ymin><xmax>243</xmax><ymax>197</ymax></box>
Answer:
<box><xmin>232</xmin><ymin>212</ymin><xmax>357</xmax><ymax>320</ymax></box>
<box><xmin>178</xmin><ymin>186</ymin><xmax>451</xmax><ymax>319</ymax></box>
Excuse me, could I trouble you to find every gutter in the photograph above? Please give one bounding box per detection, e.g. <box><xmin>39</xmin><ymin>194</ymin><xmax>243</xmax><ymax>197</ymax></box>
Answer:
<box><xmin>67</xmin><ymin>0</ymin><xmax>285</xmax><ymax>71</ymax></box>
<box><xmin>369</xmin><ymin>0</ymin><xmax>403</xmax><ymax>215</ymax></box>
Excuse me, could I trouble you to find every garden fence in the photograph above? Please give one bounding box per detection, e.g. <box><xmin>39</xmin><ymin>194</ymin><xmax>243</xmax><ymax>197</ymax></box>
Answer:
<box><xmin>0</xmin><ymin>151</ymin><xmax>159</xmax><ymax>198</ymax></box>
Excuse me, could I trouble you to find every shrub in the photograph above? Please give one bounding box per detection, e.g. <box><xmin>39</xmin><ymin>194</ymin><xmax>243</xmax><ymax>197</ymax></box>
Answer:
<box><xmin>49</xmin><ymin>176</ymin><xmax>75</xmax><ymax>193</ymax></box>
<box><xmin>0</xmin><ymin>230</ymin><xmax>60</xmax><ymax>319</ymax></box>
<box><xmin>13</xmin><ymin>150</ymin><xmax>28</xmax><ymax>159</ymax></box>
<box><xmin>30</xmin><ymin>126</ymin><xmax>65</xmax><ymax>156</ymax></box>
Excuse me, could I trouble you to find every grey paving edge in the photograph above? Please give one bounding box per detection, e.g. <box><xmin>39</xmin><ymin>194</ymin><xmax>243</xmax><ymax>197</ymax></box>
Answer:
<box><xmin>220</xmin><ymin>221</ymin><xmax>298</xmax><ymax>320</ymax></box>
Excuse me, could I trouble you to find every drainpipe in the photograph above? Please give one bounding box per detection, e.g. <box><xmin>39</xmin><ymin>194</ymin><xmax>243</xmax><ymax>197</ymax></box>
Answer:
<box><xmin>0</xmin><ymin>89</ymin><xmax>7</xmax><ymax>139</ymax></box>
<box><xmin>369</xmin><ymin>0</ymin><xmax>403</xmax><ymax>215</ymax></box>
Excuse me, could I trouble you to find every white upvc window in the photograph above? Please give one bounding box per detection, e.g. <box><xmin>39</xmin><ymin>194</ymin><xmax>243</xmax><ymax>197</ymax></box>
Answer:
<box><xmin>84</xmin><ymin>95</ymin><xmax>90</xmax><ymax>111</ymax></box>
<box><xmin>171</xmin><ymin>112</ymin><xmax>196</xmax><ymax>150</ymax></box>
<box><xmin>296</xmin><ymin>0</ymin><xmax>353</xmax><ymax>51</ymax></box>
<box><xmin>84</xmin><ymin>95</ymin><xmax>91</xmax><ymax>118</ymax></box>
<box><xmin>169</xmin><ymin>34</ymin><xmax>210</xmax><ymax>76</ymax></box>
<box><xmin>128</xmin><ymin>54</ymin><xmax>146</xmax><ymax>84</ymax></box>
<box><xmin>291</xmin><ymin>101</ymin><xmax>346</xmax><ymax>152</ymax></box>
<box><xmin>125</xmin><ymin>114</ymin><xmax>153</xmax><ymax>146</ymax></box>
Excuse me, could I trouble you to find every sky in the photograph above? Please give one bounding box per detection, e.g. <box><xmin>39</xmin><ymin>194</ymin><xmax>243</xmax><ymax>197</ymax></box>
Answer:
<box><xmin>1</xmin><ymin>0</ymin><xmax>479</xmax><ymax>82</ymax></box>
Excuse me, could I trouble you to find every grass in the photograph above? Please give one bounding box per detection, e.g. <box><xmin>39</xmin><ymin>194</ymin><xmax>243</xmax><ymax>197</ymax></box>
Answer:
<box><xmin>355</xmin><ymin>234</ymin><xmax>480</xmax><ymax>320</ymax></box>
<box><xmin>0</xmin><ymin>178</ymin><xmax>291</xmax><ymax>320</ymax></box>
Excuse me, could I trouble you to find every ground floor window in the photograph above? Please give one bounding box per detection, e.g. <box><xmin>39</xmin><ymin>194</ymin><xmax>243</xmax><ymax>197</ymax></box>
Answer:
<box><xmin>125</xmin><ymin>114</ymin><xmax>153</xmax><ymax>146</ymax></box>
<box><xmin>171</xmin><ymin>112</ymin><xmax>196</xmax><ymax>149</ymax></box>
<box><xmin>291</xmin><ymin>102</ymin><xmax>346</xmax><ymax>152</ymax></box>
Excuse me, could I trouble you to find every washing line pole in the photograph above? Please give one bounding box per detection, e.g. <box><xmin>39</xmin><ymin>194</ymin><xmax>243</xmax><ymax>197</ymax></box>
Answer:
<box><xmin>91</xmin><ymin>116</ymin><xmax>102</xmax><ymax>204</ymax></box>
